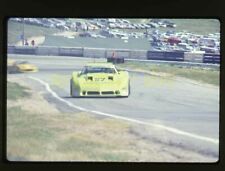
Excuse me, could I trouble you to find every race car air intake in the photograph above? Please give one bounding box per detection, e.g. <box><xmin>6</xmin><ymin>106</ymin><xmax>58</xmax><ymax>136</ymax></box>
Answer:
<box><xmin>87</xmin><ymin>76</ymin><xmax>93</xmax><ymax>81</ymax></box>
<box><xmin>108</xmin><ymin>76</ymin><xmax>113</xmax><ymax>80</ymax></box>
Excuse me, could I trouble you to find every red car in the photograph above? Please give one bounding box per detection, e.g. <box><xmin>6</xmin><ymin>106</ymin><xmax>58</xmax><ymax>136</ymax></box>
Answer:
<box><xmin>167</xmin><ymin>37</ymin><xmax>181</xmax><ymax>45</ymax></box>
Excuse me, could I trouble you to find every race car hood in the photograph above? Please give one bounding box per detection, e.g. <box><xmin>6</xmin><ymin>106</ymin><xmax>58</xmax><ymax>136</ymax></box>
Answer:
<box><xmin>71</xmin><ymin>70</ymin><xmax>129</xmax><ymax>95</ymax></box>
<box><xmin>76</xmin><ymin>73</ymin><xmax>121</xmax><ymax>91</ymax></box>
<box><xmin>82</xmin><ymin>73</ymin><xmax>116</xmax><ymax>83</ymax></box>
<box><xmin>17</xmin><ymin>64</ymin><xmax>38</xmax><ymax>72</ymax></box>
<box><xmin>18</xmin><ymin>64</ymin><xmax>36</xmax><ymax>69</ymax></box>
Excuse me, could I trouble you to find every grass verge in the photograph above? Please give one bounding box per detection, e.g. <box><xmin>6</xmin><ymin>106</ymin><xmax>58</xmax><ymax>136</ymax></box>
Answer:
<box><xmin>6</xmin><ymin>78</ymin><xmax>134</xmax><ymax>161</ymax></box>
<box><xmin>7</xmin><ymin>81</ymin><xmax>31</xmax><ymax>100</ymax></box>
<box><xmin>7</xmin><ymin>76</ymin><xmax>215</xmax><ymax>162</ymax></box>
<box><xmin>7</xmin><ymin>20</ymin><xmax>60</xmax><ymax>44</ymax></box>
<box><xmin>7</xmin><ymin>106</ymin><xmax>132</xmax><ymax>161</ymax></box>
<box><xmin>125</xmin><ymin>19</ymin><xmax>220</xmax><ymax>35</ymax></box>
<box><xmin>117</xmin><ymin>61</ymin><xmax>219</xmax><ymax>86</ymax></box>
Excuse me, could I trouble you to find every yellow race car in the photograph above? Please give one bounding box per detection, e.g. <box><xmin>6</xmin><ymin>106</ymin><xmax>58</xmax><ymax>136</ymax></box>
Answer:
<box><xmin>70</xmin><ymin>63</ymin><xmax>130</xmax><ymax>97</ymax></box>
<box><xmin>8</xmin><ymin>59</ymin><xmax>38</xmax><ymax>73</ymax></box>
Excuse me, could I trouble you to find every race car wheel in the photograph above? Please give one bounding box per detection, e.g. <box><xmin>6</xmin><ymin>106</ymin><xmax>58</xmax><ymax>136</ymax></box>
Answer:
<box><xmin>70</xmin><ymin>79</ymin><xmax>73</xmax><ymax>97</ymax></box>
<box><xmin>128</xmin><ymin>81</ymin><xmax>131</xmax><ymax>96</ymax></box>
<box><xmin>70</xmin><ymin>79</ymin><xmax>80</xmax><ymax>97</ymax></box>
<box><xmin>123</xmin><ymin>81</ymin><xmax>130</xmax><ymax>98</ymax></box>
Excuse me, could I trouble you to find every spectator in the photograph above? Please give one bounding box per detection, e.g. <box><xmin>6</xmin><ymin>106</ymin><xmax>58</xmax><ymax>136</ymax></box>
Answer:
<box><xmin>112</xmin><ymin>51</ymin><xmax>116</xmax><ymax>58</ymax></box>
<box><xmin>25</xmin><ymin>39</ymin><xmax>29</xmax><ymax>46</ymax></box>
<box><xmin>31</xmin><ymin>40</ymin><xmax>35</xmax><ymax>46</ymax></box>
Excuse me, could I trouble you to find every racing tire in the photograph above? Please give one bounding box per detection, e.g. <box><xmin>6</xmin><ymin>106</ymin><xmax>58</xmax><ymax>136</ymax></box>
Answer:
<box><xmin>70</xmin><ymin>79</ymin><xmax>73</xmax><ymax>97</ymax></box>
<box><xmin>128</xmin><ymin>81</ymin><xmax>130</xmax><ymax>96</ymax></box>
<box><xmin>127</xmin><ymin>81</ymin><xmax>131</xmax><ymax>97</ymax></box>
<box><xmin>70</xmin><ymin>79</ymin><xmax>80</xmax><ymax>98</ymax></box>
<box><xmin>123</xmin><ymin>81</ymin><xmax>130</xmax><ymax>98</ymax></box>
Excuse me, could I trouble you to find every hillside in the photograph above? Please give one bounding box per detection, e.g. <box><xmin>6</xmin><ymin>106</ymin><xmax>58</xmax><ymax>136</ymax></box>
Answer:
<box><xmin>8</xmin><ymin>19</ymin><xmax>220</xmax><ymax>47</ymax></box>
<box><xmin>7</xmin><ymin>20</ymin><xmax>61</xmax><ymax>45</ymax></box>
<box><xmin>126</xmin><ymin>19</ymin><xmax>220</xmax><ymax>35</ymax></box>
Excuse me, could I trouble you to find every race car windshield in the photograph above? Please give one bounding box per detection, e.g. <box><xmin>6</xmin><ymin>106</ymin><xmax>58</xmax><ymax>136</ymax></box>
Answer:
<box><xmin>82</xmin><ymin>67</ymin><xmax>116</xmax><ymax>74</ymax></box>
<box><xmin>17</xmin><ymin>61</ymin><xmax>28</xmax><ymax>64</ymax></box>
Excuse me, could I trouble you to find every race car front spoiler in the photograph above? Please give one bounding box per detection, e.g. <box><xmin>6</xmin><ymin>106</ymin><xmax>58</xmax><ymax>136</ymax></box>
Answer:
<box><xmin>82</xmin><ymin>90</ymin><xmax>120</xmax><ymax>96</ymax></box>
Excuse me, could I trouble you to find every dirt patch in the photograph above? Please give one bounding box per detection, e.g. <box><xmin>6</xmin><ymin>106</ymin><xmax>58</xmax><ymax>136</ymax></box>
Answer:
<box><xmin>7</xmin><ymin>75</ymin><xmax>59</xmax><ymax>115</ymax></box>
<box><xmin>53</xmin><ymin>31</ymin><xmax>79</xmax><ymax>38</ymax></box>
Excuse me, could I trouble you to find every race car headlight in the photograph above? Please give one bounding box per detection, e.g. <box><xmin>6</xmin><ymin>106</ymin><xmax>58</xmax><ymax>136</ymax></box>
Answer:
<box><xmin>122</xmin><ymin>87</ymin><xmax>127</xmax><ymax>90</ymax></box>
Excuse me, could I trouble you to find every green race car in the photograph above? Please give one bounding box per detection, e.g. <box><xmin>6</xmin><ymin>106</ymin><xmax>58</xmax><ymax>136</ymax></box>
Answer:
<box><xmin>70</xmin><ymin>63</ymin><xmax>130</xmax><ymax>97</ymax></box>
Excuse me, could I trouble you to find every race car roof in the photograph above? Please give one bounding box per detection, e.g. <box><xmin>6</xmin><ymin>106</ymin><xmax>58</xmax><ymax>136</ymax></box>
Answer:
<box><xmin>85</xmin><ymin>62</ymin><xmax>115</xmax><ymax>68</ymax></box>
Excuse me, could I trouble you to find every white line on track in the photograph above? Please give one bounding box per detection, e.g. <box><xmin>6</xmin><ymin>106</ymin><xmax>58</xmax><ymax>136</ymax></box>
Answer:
<box><xmin>28</xmin><ymin>76</ymin><xmax>219</xmax><ymax>145</ymax></box>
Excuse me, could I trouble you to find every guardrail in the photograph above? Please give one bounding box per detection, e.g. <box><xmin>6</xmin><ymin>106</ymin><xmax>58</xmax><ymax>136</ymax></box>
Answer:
<box><xmin>203</xmin><ymin>53</ymin><xmax>220</xmax><ymax>64</ymax></box>
<box><xmin>7</xmin><ymin>45</ymin><xmax>220</xmax><ymax>64</ymax></box>
<box><xmin>125</xmin><ymin>58</ymin><xmax>220</xmax><ymax>69</ymax></box>
<box><xmin>147</xmin><ymin>51</ymin><xmax>184</xmax><ymax>61</ymax></box>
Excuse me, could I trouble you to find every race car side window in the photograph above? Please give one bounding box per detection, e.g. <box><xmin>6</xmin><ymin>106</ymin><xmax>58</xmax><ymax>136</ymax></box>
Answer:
<box><xmin>81</xmin><ymin>66</ymin><xmax>88</xmax><ymax>74</ymax></box>
<box><xmin>105</xmin><ymin>68</ymin><xmax>116</xmax><ymax>73</ymax></box>
<box><xmin>114</xmin><ymin>66</ymin><xmax>119</xmax><ymax>73</ymax></box>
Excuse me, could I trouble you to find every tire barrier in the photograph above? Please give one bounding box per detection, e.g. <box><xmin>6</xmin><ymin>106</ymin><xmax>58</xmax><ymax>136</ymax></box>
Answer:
<box><xmin>106</xmin><ymin>49</ymin><xmax>130</xmax><ymax>58</ymax></box>
<box><xmin>147</xmin><ymin>51</ymin><xmax>184</xmax><ymax>61</ymax></box>
<box><xmin>14</xmin><ymin>46</ymin><xmax>37</xmax><ymax>55</ymax></box>
<box><xmin>129</xmin><ymin>50</ymin><xmax>147</xmax><ymax>59</ymax></box>
<box><xmin>7</xmin><ymin>45</ymin><xmax>220</xmax><ymax>64</ymax></box>
<box><xmin>36</xmin><ymin>46</ymin><xmax>59</xmax><ymax>56</ymax></box>
<box><xmin>107</xmin><ymin>57</ymin><xmax>125</xmax><ymax>64</ymax></box>
<box><xmin>7</xmin><ymin>45</ymin><xmax>16</xmax><ymax>54</ymax></box>
<box><xmin>83</xmin><ymin>48</ymin><xmax>106</xmax><ymax>58</ymax></box>
<box><xmin>59</xmin><ymin>47</ymin><xmax>83</xmax><ymax>57</ymax></box>
<box><xmin>203</xmin><ymin>53</ymin><xmax>220</xmax><ymax>64</ymax></box>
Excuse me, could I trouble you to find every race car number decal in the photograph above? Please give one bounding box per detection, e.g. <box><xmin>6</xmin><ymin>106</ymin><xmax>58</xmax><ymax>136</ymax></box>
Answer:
<box><xmin>95</xmin><ymin>78</ymin><xmax>105</xmax><ymax>81</ymax></box>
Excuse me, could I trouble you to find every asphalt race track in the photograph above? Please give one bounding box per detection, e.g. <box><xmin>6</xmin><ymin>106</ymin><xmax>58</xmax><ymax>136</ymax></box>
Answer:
<box><xmin>7</xmin><ymin>54</ymin><xmax>220</xmax><ymax>158</ymax></box>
